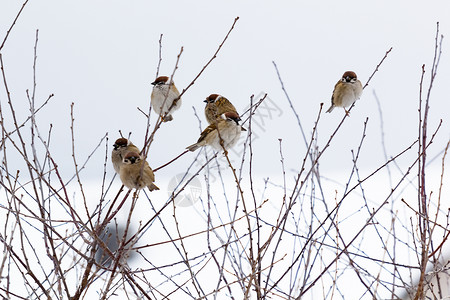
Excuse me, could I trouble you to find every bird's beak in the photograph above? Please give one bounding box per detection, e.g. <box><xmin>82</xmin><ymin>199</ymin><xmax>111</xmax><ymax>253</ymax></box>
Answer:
<box><xmin>203</xmin><ymin>99</ymin><xmax>208</xmax><ymax>103</ymax></box>
<box><xmin>151</xmin><ymin>81</ymin><xmax>156</xmax><ymax>86</ymax></box>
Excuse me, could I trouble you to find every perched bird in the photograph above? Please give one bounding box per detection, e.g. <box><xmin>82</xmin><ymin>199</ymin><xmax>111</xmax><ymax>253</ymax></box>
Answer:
<box><xmin>112</xmin><ymin>138</ymin><xmax>140</xmax><ymax>173</ymax></box>
<box><xmin>186</xmin><ymin>112</ymin><xmax>245</xmax><ymax>152</ymax></box>
<box><xmin>204</xmin><ymin>94</ymin><xmax>239</xmax><ymax>125</ymax></box>
<box><xmin>119</xmin><ymin>151</ymin><xmax>159</xmax><ymax>191</ymax></box>
<box><xmin>151</xmin><ymin>76</ymin><xmax>181</xmax><ymax>122</ymax></box>
<box><xmin>326</xmin><ymin>71</ymin><xmax>363</xmax><ymax>114</ymax></box>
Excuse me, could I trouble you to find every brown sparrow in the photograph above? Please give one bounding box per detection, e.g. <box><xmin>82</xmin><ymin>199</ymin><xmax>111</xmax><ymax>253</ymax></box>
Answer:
<box><xmin>151</xmin><ymin>76</ymin><xmax>181</xmax><ymax>122</ymax></box>
<box><xmin>119</xmin><ymin>151</ymin><xmax>159</xmax><ymax>191</ymax></box>
<box><xmin>326</xmin><ymin>71</ymin><xmax>363</xmax><ymax>114</ymax></box>
<box><xmin>186</xmin><ymin>112</ymin><xmax>245</xmax><ymax>152</ymax></box>
<box><xmin>112</xmin><ymin>138</ymin><xmax>140</xmax><ymax>174</ymax></box>
<box><xmin>204</xmin><ymin>94</ymin><xmax>239</xmax><ymax>125</ymax></box>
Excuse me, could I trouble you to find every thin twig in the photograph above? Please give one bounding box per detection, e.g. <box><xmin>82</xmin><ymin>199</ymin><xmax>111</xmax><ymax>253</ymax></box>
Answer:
<box><xmin>0</xmin><ymin>0</ymin><xmax>30</xmax><ymax>51</ymax></box>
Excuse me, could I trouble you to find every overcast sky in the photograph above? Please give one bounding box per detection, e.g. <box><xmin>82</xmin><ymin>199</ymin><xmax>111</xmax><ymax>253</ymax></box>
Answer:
<box><xmin>1</xmin><ymin>1</ymin><xmax>449</xmax><ymax>183</ymax></box>
<box><xmin>2</xmin><ymin>1</ymin><xmax>450</xmax><ymax>298</ymax></box>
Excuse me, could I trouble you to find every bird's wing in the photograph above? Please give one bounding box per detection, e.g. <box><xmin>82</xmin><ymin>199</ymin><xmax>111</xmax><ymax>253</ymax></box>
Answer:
<box><xmin>197</xmin><ymin>123</ymin><xmax>217</xmax><ymax>143</ymax></box>
<box><xmin>217</xmin><ymin>97</ymin><xmax>238</xmax><ymax>116</ymax></box>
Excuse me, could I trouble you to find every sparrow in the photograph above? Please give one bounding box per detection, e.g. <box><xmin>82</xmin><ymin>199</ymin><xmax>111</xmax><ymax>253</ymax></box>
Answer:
<box><xmin>326</xmin><ymin>71</ymin><xmax>363</xmax><ymax>114</ymax></box>
<box><xmin>186</xmin><ymin>112</ymin><xmax>246</xmax><ymax>152</ymax></box>
<box><xmin>151</xmin><ymin>76</ymin><xmax>181</xmax><ymax>122</ymax></box>
<box><xmin>119</xmin><ymin>151</ymin><xmax>159</xmax><ymax>191</ymax></box>
<box><xmin>204</xmin><ymin>93</ymin><xmax>239</xmax><ymax>125</ymax></box>
<box><xmin>112</xmin><ymin>138</ymin><xmax>140</xmax><ymax>174</ymax></box>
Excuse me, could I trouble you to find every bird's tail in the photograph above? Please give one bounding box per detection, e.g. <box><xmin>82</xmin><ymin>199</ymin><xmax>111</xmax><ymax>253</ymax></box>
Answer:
<box><xmin>148</xmin><ymin>183</ymin><xmax>160</xmax><ymax>191</ymax></box>
<box><xmin>326</xmin><ymin>105</ymin><xmax>335</xmax><ymax>113</ymax></box>
<box><xmin>186</xmin><ymin>143</ymin><xmax>200</xmax><ymax>152</ymax></box>
<box><xmin>162</xmin><ymin>114</ymin><xmax>173</xmax><ymax>122</ymax></box>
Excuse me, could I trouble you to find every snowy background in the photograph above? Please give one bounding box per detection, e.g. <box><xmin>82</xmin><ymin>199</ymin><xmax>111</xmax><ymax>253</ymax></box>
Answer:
<box><xmin>1</xmin><ymin>1</ymin><xmax>450</xmax><ymax>299</ymax></box>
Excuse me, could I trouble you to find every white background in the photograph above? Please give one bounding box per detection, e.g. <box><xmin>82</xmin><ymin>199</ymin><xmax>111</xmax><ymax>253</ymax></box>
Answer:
<box><xmin>1</xmin><ymin>1</ymin><xmax>450</xmax><ymax>299</ymax></box>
